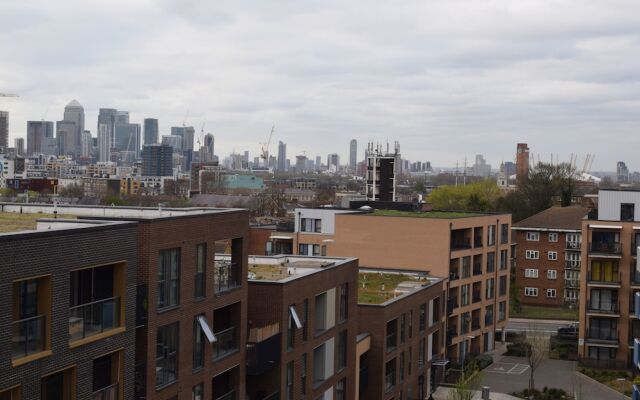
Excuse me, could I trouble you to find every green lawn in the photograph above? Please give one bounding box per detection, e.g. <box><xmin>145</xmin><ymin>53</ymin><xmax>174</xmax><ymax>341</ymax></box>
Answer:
<box><xmin>510</xmin><ymin>303</ymin><xmax>578</xmax><ymax>321</ymax></box>
<box><xmin>0</xmin><ymin>212</ymin><xmax>75</xmax><ymax>233</ymax></box>
<box><xmin>371</xmin><ymin>209</ymin><xmax>483</xmax><ymax>219</ymax></box>
<box><xmin>358</xmin><ymin>272</ymin><xmax>426</xmax><ymax>304</ymax></box>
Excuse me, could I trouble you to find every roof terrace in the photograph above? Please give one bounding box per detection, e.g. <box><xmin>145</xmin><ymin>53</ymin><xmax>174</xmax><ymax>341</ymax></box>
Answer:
<box><xmin>370</xmin><ymin>209</ymin><xmax>485</xmax><ymax>219</ymax></box>
<box><xmin>358</xmin><ymin>269</ymin><xmax>442</xmax><ymax>305</ymax></box>
<box><xmin>245</xmin><ymin>255</ymin><xmax>353</xmax><ymax>283</ymax></box>
<box><xmin>0</xmin><ymin>212</ymin><xmax>76</xmax><ymax>233</ymax></box>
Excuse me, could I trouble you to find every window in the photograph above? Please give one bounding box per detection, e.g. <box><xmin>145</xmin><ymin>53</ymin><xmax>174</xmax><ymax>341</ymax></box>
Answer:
<box><xmin>314</xmin><ymin>219</ymin><xmax>322</xmax><ymax>233</ymax></box>
<box><xmin>299</xmin><ymin>244</ymin><xmax>309</xmax><ymax>255</ymax></box>
<box><xmin>501</xmin><ymin>223</ymin><xmax>509</xmax><ymax>244</ymax></box>
<box><xmin>286</xmin><ymin>361</ymin><xmax>294</xmax><ymax>400</ymax></box>
<box><xmin>526</xmin><ymin>231</ymin><xmax>540</xmax><ymax>241</ymax></box>
<box><xmin>525</xmin><ymin>250</ymin><xmax>539</xmax><ymax>259</ymax></box>
<box><xmin>547</xmin><ymin>289</ymin><xmax>557</xmax><ymax>298</ymax></box>
<box><xmin>486</xmin><ymin>278</ymin><xmax>495</xmax><ymax>300</ymax></box>
<box><xmin>313</xmin><ymin>338</ymin><xmax>335</xmax><ymax>386</ymax></box>
<box><xmin>524</xmin><ymin>287</ymin><xmax>538</xmax><ymax>297</ymax></box>
<box><xmin>418</xmin><ymin>338</ymin><xmax>425</xmax><ymax>368</ymax></box>
<box><xmin>339</xmin><ymin>283</ymin><xmax>348</xmax><ymax>322</ymax></box>
<box><xmin>158</xmin><ymin>248</ymin><xmax>180</xmax><ymax>309</ymax></box>
<box><xmin>301</xmin><ymin>353</ymin><xmax>307</xmax><ymax>397</ymax></box>
<box><xmin>335</xmin><ymin>378</ymin><xmax>346</xmax><ymax>400</ymax></box>
<box><xmin>303</xmin><ymin>299</ymin><xmax>309</xmax><ymax>341</ymax></box>
<box><xmin>499</xmin><ymin>275</ymin><xmax>507</xmax><ymax>296</ymax></box>
<box><xmin>312</xmin><ymin>244</ymin><xmax>320</xmax><ymax>256</ymax></box>
<box><xmin>386</xmin><ymin>319</ymin><xmax>398</xmax><ymax>351</ymax></box>
<box><xmin>400</xmin><ymin>313</ymin><xmax>406</xmax><ymax>343</ymax></box>
<box><xmin>315</xmin><ymin>289</ymin><xmax>336</xmax><ymax>334</ymax></box>
<box><xmin>156</xmin><ymin>322</ymin><xmax>179</xmax><ymax>388</ymax></box>
<box><xmin>42</xmin><ymin>366</ymin><xmax>75</xmax><ymax>400</ymax></box>
<box><xmin>408</xmin><ymin>347</ymin><xmax>412</xmax><ymax>376</ymax></box>
<box><xmin>621</xmin><ymin>203</ymin><xmax>635</xmax><ymax>222</ymax></box>
<box><xmin>93</xmin><ymin>351</ymin><xmax>122</xmax><ymax>399</ymax></box>
<box><xmin>548</xmin><ymin>232</ymin><xmax>558</xmax><ymax>242</ymax></box>
<box><xmin>0</xmin><ymin>386</ymin><xmax>20</xmax><ymax>400</ymax></box>
<box><xmin>548</xmin><ymin>251</ymin><xmax>558</xmax><ymax>261</ymax></box>
<box><xmin>589</xmin><ymin>347</ymin><xmax>616</xmax><ymax>360</ymax></box>
<box><xmin>499</xmin><ymin>249</ymin><xmax>508</xmax><ymax>270</ymax></box>
<box><xmin>399</xmin><ymin>351</ymin><xmax>405</xmax><ymax>383</ymax></box>
<box><xmin>566</xmin><ymin>233</ymin><xmax>581</xmax><ymax>248</ymax></box>
<box><xmin>488</xmin><ymin>225</ymin><xmax>496</xmax><ymax>245</ymax></box>
<box><xmin>408</xmin><ymin>310</ymin><xmax>413</xmax><ymax>339</ymax></box>
<box><xmin>498</xmin><ymin>301</ymin><xmax>507</xmax><ymax>321</ymax></box>
<box><xmin>485</xmin><ymin>304</ymin><xmax>494</xmax><ymax>326</ymax></box>
<box><xmin>336</xmin><ymin>330</ymin><xmax>347</xmax><ymax>371</ymax></box>
<box><xmin>288</xmin><ymin>305</ymin><xmax>300</xmax><ymax>350</ymax></box>
<box><xmin>193</xmin><ymin>316</ymin><xmax>205</xmax><ymax>370</ymax></box>
<box><xmin>192</xmin><ymin>383</ymin><xmax>204</xmax><ymax>400</ymax></box>
<box><xmin>547</xmin><ymin>269</ymin><xmax>557</xmax><ymax>279</ymax></box>
<box><xmin>12</xmin><ymin>276</ymin><xmax>50</xmax><ymax>359</ymax></box>
<box><xmin>194</xmin><ymin>244</ymin><xmax>206</xmax><ymax>299</ymax></box>
<box><xmin>419</xmin><ymin>303</ymin><xmax>426</xmax><ymax>331</ymax></box>
<box><xmin>301</xmin><ymin>218</ymin><xmax>311</xmax><ymax>232</ymax></box>
<box><xmin>418</xmin><ymin>375</ymin><xmax>425</xmax><ymax>400</ymax></box>
<box><xmin>486</xmin><ymin>252</ymin><xmax>495</xmax><ymax>273</ymax></box>
<box><xmin>385</xmin><ymin>359</ymin><xmax>396</xmax><ymax>392</ymax></box>
<box><xmin>524</xmin><ymin>268</ymin><xmax>539</xmax><ymax>278</ymax></box>
<box><xmin>321</xmin><ymin>245</ymin><xmax>327</xmax><ymax>256</ymax></box>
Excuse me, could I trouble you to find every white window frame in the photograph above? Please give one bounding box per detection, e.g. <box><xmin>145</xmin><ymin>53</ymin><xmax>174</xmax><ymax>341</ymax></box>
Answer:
<box><xmin>524</xmin><ymin>268</ymin><xmax>539</xmax><ymax>278</ymax></box>
<box><xmin>525</xmin><ymin>250</ymin><xmax>539</xmax><ymax>260</ymax></box>
<box><xmin>547</xmin><ymin>269</ymin><xmax>557</xmax><ymax>279</ymax></box>
<box><xmin>548</xmin><ymin>251</ymin><xmax>558</xmax><ymax>261</ymax></box>
<box><xmin>546</xmin><ymin>289</ymin><xmax>557</xmax><ymax>298</ymax></box>
<box><xmin>524</xmin><ymin>287</ymin><xmax>538</xmax><ymax>297</ymax></box>
<box><xmin>548</xmin><ymin>232</ymin><xmax>558</xmax><ymax>242</ymax></box>
<box><xmin>526</xmin><ymin>232</ymin><xmax>540</xmax><ymax>241</ymax></box>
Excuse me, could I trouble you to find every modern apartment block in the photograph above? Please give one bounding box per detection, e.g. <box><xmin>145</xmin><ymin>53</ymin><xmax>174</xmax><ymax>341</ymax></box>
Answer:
<box><xmin>0</xmin><ymin>203</ymin><xmax>250</xmax><ymax>400</ymax></box>
<box><xmin>512</xmin><ymin>206</ymin><xmax>589</xmax><ymax>308</ymax></box>
<box><xmin>245</xmin><ymin>255</ymin><xmax>358</xmax><ymax>400</ymax></box>
<box><xmin>0</xmin><ymin>216</ymin><xmax>138</xmax><ymax>399</ymax></box>
<box><xmin>357</xmin><ymin>269</ymin><xmax>445</xmax><ymax>400</ymax></box>
<box><xmin>294</xmin><ymin>207</ymin><xmax>511</xmax><ymax>362</ymax></box>
<box><xmin>579</xmin><ymin>189</ymin><xmax>640</xmax><ymax>368</ymax></box>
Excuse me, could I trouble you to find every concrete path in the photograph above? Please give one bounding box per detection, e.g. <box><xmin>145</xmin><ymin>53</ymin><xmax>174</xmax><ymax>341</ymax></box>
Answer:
<box><xmin>433</xmin><ymin>386</ymin><xmax>520</xmax><ymax>400</ymax></box>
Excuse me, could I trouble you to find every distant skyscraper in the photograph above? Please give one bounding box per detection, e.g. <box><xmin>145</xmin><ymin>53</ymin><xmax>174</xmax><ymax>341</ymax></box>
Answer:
<box><xmin>365</xmin><ymin>141</ymin><xmax>398</xmax><ymax>202</ymax></box>
<box><xmin>142</xmin><ymin>144</ymin><xmax>173</xmax><ymax>176</ymax></box>
<box><xmin>171</xmin><ymin>126</ymin><xmax>195</xmax><ymax>151</ymax></box>
<box><xmin>277</xmin><ymin>141</ymin><xmax>287</xmax><ymax>171</ymax></box>
<box><xmin>471</xmin><ymin>154</ymin><xmax>491</xmax><ymax>177</ymax></box>
<box><xmin>617</xmin><ymin>161</ymin><xmax>630</xmax><ymax>183</ymax></box>
<box><xmin>14</xmin><ymin>138</ymin><xmax>24</xmax><ymax>156</ymax></box>
<box><xmin>97</xmin><ymin>108</ymin><xmax>118</xmax><ymax>162</ymax></box>
<box><xmin>296</xmin><ymin>155</ymin><xmax>308</xmax><ymax>172</ymax></box>
<box><xmin>27</xmin><ymin>120</ymin><xmax>55</xmax><ymax>155</ymax></box>
<box><xmin>143</xmin><ymin>118</ymin><xmax>159</xmax><ymax>145</ymax></box>
<box><xmin>349</xmin><ymin>139</ymin><xmax>357</xmax><ymax>170</ymax></box>
<box><xmin>114</xmin><ymin>123</ymin><xmax>141</xmax><ymax>157</ymax></box>
<box><xmin>0</xmin><ymin>111</ymin><xmax>8</xmax><ymax>151</ymax></box>
<box><xmin>63</xmin><ymin>100</ymin><xmax>85</xmax><ymax>158</ymax></box>
<box><xmin>56</xmin><ymin>120</ymin><xmax>76</xmax><ymax>156</ymax></box>
<box><xmin>200</xmin><ymin>133</ymin><xmax>215</xmax><ymax>162</ymax></box>
<box><xmin>327</xmin><ymin>153</ymin><xmax>339</xmax><ymax>171</ymax></box>
<box><xmin>81</xmin><ymin>130</ymin><xmax>92</xmax><ymax>158</ymax></box>
<box><xmin>161</xmin><ymin>135</ymin><xmax>182</xmax><ymax>151</ymax></box>
<box><xmin>315</xmin><ymin>156</ymin><xmax>321</xmax><ymax>169</ymax></box>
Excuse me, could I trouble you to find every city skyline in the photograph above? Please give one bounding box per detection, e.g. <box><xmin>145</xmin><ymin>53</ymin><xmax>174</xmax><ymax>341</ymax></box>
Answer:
<box><xmin>2</xmin><ymin>0</ymin><xmax>640</xmax><ymax>170</ymax></box>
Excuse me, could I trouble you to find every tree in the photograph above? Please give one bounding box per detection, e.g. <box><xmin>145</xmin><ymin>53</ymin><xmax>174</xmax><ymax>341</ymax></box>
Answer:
<box><xmin>518</xmin><ymin>162</ymin><xmax>576</xmax><ymax>213</ymax></box>
<box><xmin>59</xmin><ymin>183</ymin><xmax>84</xmax><ymax>198</ymax></box>
<box><xmin>524</xmin><ymin>328</ymin><xmax>549</xmax><ymax>397</ymax></box>
<box><xmin>447</xmin><ymin>366</ymin><xmax>483</xmax><ymax>400</ymax></box>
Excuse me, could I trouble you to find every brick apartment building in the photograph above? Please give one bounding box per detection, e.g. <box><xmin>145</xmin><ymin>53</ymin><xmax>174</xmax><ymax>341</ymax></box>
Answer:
<box><xmin>0</xmin><ymin>203</ymin><xmax>249</xmax><ymax>400</ymax></box>
<box><xmin>357</xmin><ymin>269</ymin><xmax>445</xmax><ymax>400</ymax></box>
<box><xmin>579</xmin><ymin>189</ymin><xmax>640</xmax><ymax>368</ymax></box>
<box><xmin>294</xmin><ymin>207</ymin><xmax>511</xmax><ymax>363</ymax></box>
<box><xmin>0</xmin><ymin>217</ymin><xmax>138</xmax><ymax>399</ymax></box>
<box><xmin>244</xmin><ymin>255</ymin><xmax>358</xmax><ymax>400</ymax></box>
<box><xmin>512</xmin><ymin>206</ymin><xmax>589</xmax><ymax>308</ymax></box>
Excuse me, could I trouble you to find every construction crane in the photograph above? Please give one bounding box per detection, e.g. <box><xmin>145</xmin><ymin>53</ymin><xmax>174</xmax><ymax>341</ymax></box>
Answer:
<box><xmin>0</xmin><ymin>93</ymin><xmax>19</xmax><ymax>98</ymax></box>
<box><xmin>260</xmin><ymin>125</ymin><xmax>275</xmax><ymax>166</ymax></box>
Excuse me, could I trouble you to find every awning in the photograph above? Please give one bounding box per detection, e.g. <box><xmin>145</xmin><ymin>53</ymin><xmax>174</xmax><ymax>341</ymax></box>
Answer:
<box><xmin>197</xmin><ymin>315</ymin><xmax>217</xmax><ymax>343</ymax></box>
<box><xmin>271</xmin><ymin>235</ymin><xmax>294</xmax><ymax>240</ymax></box>
<box><xmin>289</xmin><ymin>306</ymin><xmax>303</xmax><ymax>329</ymax></box>
<box><xmin>590</xmin><ymin>225</ymin><xmax>622</xmax><ymax>230</ymax></box>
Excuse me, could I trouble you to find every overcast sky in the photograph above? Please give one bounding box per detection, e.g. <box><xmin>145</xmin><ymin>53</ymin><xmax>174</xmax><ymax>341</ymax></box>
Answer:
<box><xmin>2</xmin><ymin>0</ymin><xmax>640</xmax><ymax>171</ymax></box>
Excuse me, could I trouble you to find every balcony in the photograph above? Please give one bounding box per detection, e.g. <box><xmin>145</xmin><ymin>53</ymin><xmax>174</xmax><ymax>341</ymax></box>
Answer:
<box><xmin>472</xmin><ymin>292</ymin><xmax>482</xmax><ymax>303</ymax></box>
<box><xmin>92</xmin><ymin>383</ymin><xmax>118</xmax><ymax>400</ymax></box>
<box><xmin>213</xmin><ymin>326</ymin><xmax>239</xmax><ymax>361</ymax></box>
<box><xmin>451</xmin><ymin>229</ymin><xmax>472</xmax><ymax>251</ymax></box>
<box><xmin>447</xmin><ymin>298</ymin><xmax>458</xmax><ymax>315</ymax></box>
<box><xmin>215</xmin><ymin>390</ymin><xmax>236</xmax><ymax>400</ymax></box>
<box><xmin>632</xmin><ymin>271</ymin><xmax>640</xmax><ymax>287</ymax></box>
<box><xmin>247</xmin><ymin>333</ymin><xmax>281</xmax><ymax>376</ymax></box>
<box><xmin>565</xmin><ymin>260</ymin><xmax>581</xmax><ymax>270</ymax></box>
<box><xmin>69</xmin><ymin>297</ymin><xmax>120</xmax><ymax>341</ymax></box>
<box><xmin>12</xmin><ymin>314</ymin><xmax>46</xmax><ymax>359</ymax></box>
<box><xmin>587</xmin><ymin>272</ymin><xmax>621</xmax><ymax>287</ymax></box>
<box><xmin>214</xmin><ymin>261</ymin><xmax>241</xmax><ymax>294</ymax></box>
<box><xmin>565</xmin><ymin>279</ymin><xmax>580</xmax><ymax>289</ymax></box>
<box><xmin>449</xmin><ymin>270</ymin><xmax>460</xmax><ymax>281</ymax></box>
<box><xmin>587</xmin><ymin>301</ymin><xmax>620</xmax><ymax>315</ymax></box>
<box><xmin>386</xmin><ymin>331</ymin><xmax>397</xmax><ymax>352</ymax></box>
<box><xmin>565</xmin><ymin>241</ymin><xmax>581</xmax><ymax>251</ymax></box>
<box><xmin>446</xmin><ymin>328</ymin><xmax>457</xmax><ymax>346</ymax></box>
<box><xmin>473</xmin><ymin>263</ymin><xmax>482</xmax><ymax>276</ymax></box>
<box><xmin>472</xmin><ymin>318</ymin><xmax>481</xmax><ymax>331</ymax></box>
<box><xmin>585</xmin><ymin>328</ymin><xmax>618</xmax><ymax>344</ymax></box>
<box><xmin>485</xmin><ymin>314</ymin><xmax>494</xmax><ymax>326</ymax></box>
<box><xmin>384</xmin><ymin>372</ymin><xmax>395</xmax><ymax>393</ymax></box>
<box><xmin>589</xmin><ymin>242</ymin><xmax>622</xmax><ymax>256</ymax></box>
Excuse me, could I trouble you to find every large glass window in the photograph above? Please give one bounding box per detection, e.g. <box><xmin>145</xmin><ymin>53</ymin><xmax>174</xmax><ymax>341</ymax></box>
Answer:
<box><xmin>336</xmin><ymin>330</ymin><xmax>347</xmax><ymax>371</ymax></box>
<box><xmin>93</xmin><ymin>351</ymin><xmax>121</xmax><ymax>399</ymax></box>
<box><xmin>419</xmin><ymin>304</ymin><xmax>426</xmax><ymax>331</ymax></box>
<box><xmin>158</xmin><ymin>248</ymin><xmax>180</xmax><ymax>309</ymax></box>
<box><xmin>12</xmin><ymin>277</ymin><xmax>49</xmax><ymax>359</ymax></box>
<box><xmin>41</xmin><ymin>367</ymin><xmax>75</xmax><ymax>400</ymax></box>
<box><xmin>339</xmin><ymin>283</ymin><xmax>348</xmax><ymax>322</ymax></box>
<box><xmin>156</xmin><ymin>322</ymin><xmax>179</xmax><ymax>388</ymax></box>
<box><xmin>286</xmin><ymin>361</ymin><xmax>294</xmax><ymax>400</ymax></box>
<box><xmin>193</xmin><ymin>316</ymin><xmax>204</xmax><ymax>370</ymax></box>
<box><xmin>336</xmin><ymin>378</ymin><xmax>346</xmax><ymax>400</ymax></box>
<box><xmin>194</xmin><ymin>244</ymin><xmax>206</xmax><ymax>299</ymax></box>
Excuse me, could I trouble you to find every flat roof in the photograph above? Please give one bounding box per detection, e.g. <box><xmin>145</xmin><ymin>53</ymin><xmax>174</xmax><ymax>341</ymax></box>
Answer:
<box><xmin>0</xmin><ymin>212</ymin><xmax>77</xmax><ymax>234</ymax></box>
<box><xmin>245</xmin><ymin>255</ymin><xmax>355</xmax><ymax>283</ymax></box>
<box><xmin>0</xmin><ymin>216</ymin><xmax>136</xmax><ymax>240</ymax></box>
<box><xmin>0</xmin><ymin>203</ymin><xmax>244</xmax><ymax>221</ymax></box>
<box><xmin>368</xmin><ymin>209</ymin><xmax>488</xmax><ymax>219</ymax></box>
<box><xmin>358</xmin><ymin>268</ymin><xmax>443</xmax><ymax>305</ymax></box>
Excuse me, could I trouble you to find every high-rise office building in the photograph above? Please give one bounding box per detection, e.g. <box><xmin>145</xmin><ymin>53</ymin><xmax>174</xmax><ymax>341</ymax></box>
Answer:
<box><xmin>200</xmin><ymin>133</ymin><xmax>215</xmax><ymax>162</ymax></box>
<box><xmin>14</xmin><ymin>138</ymin><xmax>24</xmax><ymax>156</ymax></box>
<box><xmin>63</xmin><ymin>100</ymin><xmax>85</xmax><ymax>158</ymax></box>
<box><xmin>27</xmin><ymin>120</ymin><xmax>55</xmax><ymax>155</ymax></box>
<box><xmin>349</xmin><ymin>139</ymin><xmax>357</xmax><ymax>170</ymax></box>
<box><xmin>617</xmin><ymin>161</ymin><xmax>629</xmax><ymax>183</ymax></box>
<box><xmin>327</xmin><ymin>153</ymin><xmax>339</xmax><ymax>171</ymax></box>
<box><xmin>0</xmin><ymin>111</ymin><xmax>8</xmax><ymax>151</ymax></box>
<box><xmin>161</xmin><ymin>135</ymin><xmax>182</xmax><ymax>152</ymax></box>
<box><xmin>80</xmin><ymin>130</ymin><xmax>92</xmax><ymax>158</ymax></box>
<box><xmin>143</xmin><ymin>118</ymin><xmax>159</xmax><ymax>145</ymax></box>
<box><xmin>277</xmin><ymin>141</ymin><xmax>286</xmax><ymax>171</ymax></box>
<box><xmin>365</xmin><ymin>141</ymin><xmax>398</xmax><ymax>202</ymax></box>
<box><xmin>171</xmin><ymin>126</ymin><xmax>195</xmax><ymax>151</ymax></box>
<box><xmin>141</xmin><ymin>144</ymin><xmax>173</xmax><ymax>176</ymax></box>
<box><xmin>97</xmin><ymin>108</ymin><xmax>118</xmax><ymax>162</ymax></box>
<box><xmin>56</xmin><ymin>120</ymin><xmax>76</xmax><ymax>156</ymax></box>
<box><xmin>114</xmin><ymin>123</ymin><xmax>141</xmax><ymax>158</ymax></box>
<box><xmin>315</xmin><ymin>155</ymin><xmax>321</xmax><ymax>170</ymax></box>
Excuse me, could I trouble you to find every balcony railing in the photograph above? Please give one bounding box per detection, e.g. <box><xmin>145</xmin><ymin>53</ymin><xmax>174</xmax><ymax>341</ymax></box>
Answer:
<box><xmin>92</xmin><ymin>383</ymin><xmax>119</xmax><ymax>400</ymax></box>
<box><xmin>12</xmin><ymin>314</ymin><xmax>46</xmax><ymax>359</ymax></box>
<box><xmin>215</xmin><ymin>390</ymin><xmax>236</xmax><ymax>400</ymax></box>
<box><xmin>565</xmin><ymin>242</ymin><xmax>581</xmax><ymax>251</ymax></box>
<box><xmin>565</xmin><ymin>260</ymin><xmax>581</xmax><ymax>270</ymax></box>
<box><xmin>247</xmin><ymin>333</ymin><xmax>281</xmax><ymax>376</ymax></box>
<box><xmin>587</xmin><ymin>272</ymin><xmax>621</xmax><ymax>286</ymax></box>
<box><xmin>69</xmin><ymin>296</ymin><xmax>120</xmax><ymax>341</ymax></box>
<box><xmin>384</xmin><ymin>372</ymin><xmax>395</xmax><ymax>392</ymax></box>
<box><xmin>451</xmin><ymin>238</ymin><xmax>471</xmax><ymax>251</ymax></box>
<box><xmin>449</xmin><ymin>271</ymin><xmax>459</xmax><ymax>281</ymax></box>
<box><xmin>214</xmin><ymin>262</ymin><xmax>241</xmax><ymax>294</ymax></box>
<box><xmin>386</xmin><ymin>332</ymin><xmax>397</xmax><ymax>352</ymax></box>
<box><xmin>565</xmin><ymin>279</ymin><xmax>580</xmax><ymax>289</ymax></box>
<box><xmin>213</xmin><ymin>326</ymin><xmax>238</xmax><ymax>360</ymax></box>
<box><xmin>587</xmin><ymin>301</ymin><xmax>620</xmax><ymax>314</ymax></box>
<box><xmin>585</xmin><ymin>328</ymin><xmax>618</xmax><ymax>343</ymax></box>
<box><xmin>589</xmin><ymin>242</ymin><xmax>622</xmax><ymax>255</ymax></box>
